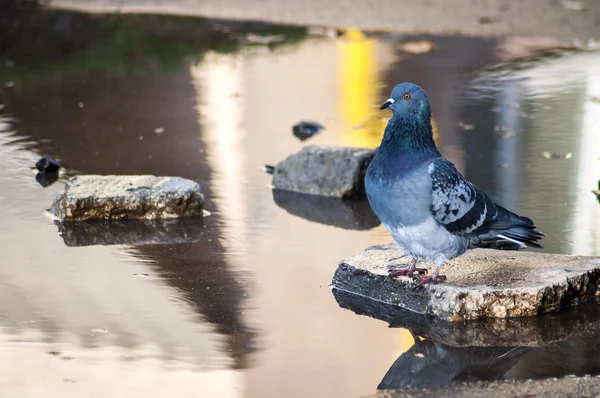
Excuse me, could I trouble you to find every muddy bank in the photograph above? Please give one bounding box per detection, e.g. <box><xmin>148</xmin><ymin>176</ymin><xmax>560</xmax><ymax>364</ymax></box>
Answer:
<box><xmin>48</xmin><ymin>0</ymin><xmax>600</xmax><ymax>41</ymax></box>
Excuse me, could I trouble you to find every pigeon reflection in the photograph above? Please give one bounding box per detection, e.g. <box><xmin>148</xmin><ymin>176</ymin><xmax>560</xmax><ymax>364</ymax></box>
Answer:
<box><xmin>333</xmin><ymin>288</ymin><xmax>600</xmax><ymax>389</ymax></box>
<box><xmin>378</xmin><ymin>332</ymin><xmax>529</xmax><ymax>389</ymax></box>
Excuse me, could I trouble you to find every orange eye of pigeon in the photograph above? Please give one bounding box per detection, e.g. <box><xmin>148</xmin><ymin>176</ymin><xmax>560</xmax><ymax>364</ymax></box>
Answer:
<box><xmin>404</xmin><ymin>93</ymin><xmax>411</xmax><ymax>100</ymax></box>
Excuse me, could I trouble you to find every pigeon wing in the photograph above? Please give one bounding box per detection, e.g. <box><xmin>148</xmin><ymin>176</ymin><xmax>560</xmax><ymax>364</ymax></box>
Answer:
<box><xmin>429</xmin><ymin>158</ymin><xmax>498</xmax><ymax>235</ymax></box>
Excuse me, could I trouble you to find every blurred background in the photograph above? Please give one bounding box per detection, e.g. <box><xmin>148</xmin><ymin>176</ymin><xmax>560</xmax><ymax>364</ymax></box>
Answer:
<box><xmin>0</xmin><ymin>0</ymin><xmax>600</xmax><ymax>397</ymax></box>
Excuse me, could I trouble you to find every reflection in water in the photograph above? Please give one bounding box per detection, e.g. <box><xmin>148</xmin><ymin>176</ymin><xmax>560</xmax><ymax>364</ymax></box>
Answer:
<box><xmin>334</xmin><ymin>289</ymin><xmax>600</xmax><ymax>390</ymax></box>
<box><xmin>272</xmin><ymin>189</ymin><xmax>381</xmax><ymax>230</ymax></box>
<box><xmin>467</xmin><ymin>50</ymin><xmax>600</xmax><ymax>256</ymax></box>
<box><xmin>378</xmin><ymin>337</ymin><xmax>529</xmax><ymax>388</ymax></box>
<box><xmin>35</xmin><ymin>170</ymin><xmax>60</xmax><ymax>187</ymax></box>
<box><xmin>55</xmin><ymin>217</ymin><xmax>205</xmax><ymax>247</ymax></box>
<box><xmin>337</xmin><ymin>29</ymin><xmax>390</xmax><ymax>148</ymax></box>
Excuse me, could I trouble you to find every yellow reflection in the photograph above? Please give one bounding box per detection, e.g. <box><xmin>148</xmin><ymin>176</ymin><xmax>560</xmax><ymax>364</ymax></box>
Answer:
<box><xmin>338</xmin><ymin>28</ymin><xmax>440</xmax><ymax>148</ymax></box>
<box><xmin>395</xmin><ymin>328</ymin><xmax>416</xmax><ymax>356</ymax></box>
<box><xmin>338</xmin><ymin>28</ymin><xmax>386</xmax><ymax>148</ymax></box>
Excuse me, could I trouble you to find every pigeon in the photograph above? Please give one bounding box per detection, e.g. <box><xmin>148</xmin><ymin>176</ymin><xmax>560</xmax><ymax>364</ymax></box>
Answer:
<box><xmin>365</xmin><ymin>83</ymin><xmax>544</xmax><ymax>286</ymax></box>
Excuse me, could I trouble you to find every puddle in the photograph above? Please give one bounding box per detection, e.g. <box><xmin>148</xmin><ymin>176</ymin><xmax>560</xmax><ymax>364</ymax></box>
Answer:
<box><xmin>0</xmin><ymin>6</ymin><xmax>600</xmax><ymax>398</ymax></box>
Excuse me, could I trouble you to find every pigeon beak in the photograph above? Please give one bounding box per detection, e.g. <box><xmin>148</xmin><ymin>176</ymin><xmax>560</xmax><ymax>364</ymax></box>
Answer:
<box><xmin>380</xmin><ymin>98</ymin><xmax>394</xmax><ymax>110</ymax></box>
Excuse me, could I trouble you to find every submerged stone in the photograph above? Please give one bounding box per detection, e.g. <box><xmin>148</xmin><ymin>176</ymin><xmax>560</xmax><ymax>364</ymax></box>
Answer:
<box><xmin>331</xmin><ymin>243</ymin><xmax>600</xmax><ymax>321</ymax></box>
<box><xmin>272</xmin><ymin>145</ymin><xmax>375</xmax><ymax>197</ymax></box>
<box><xmin>50</xmin><ymin>175</ymin><xmax>204</xmax><ymax>221</ymax></box>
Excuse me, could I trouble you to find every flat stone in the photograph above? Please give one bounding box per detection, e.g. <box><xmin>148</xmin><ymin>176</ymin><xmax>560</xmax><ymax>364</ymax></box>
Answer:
<box><xmin>49</xmin><ymin>175</ymin><xmax>204</xmax><ymax>221</ymax></box>
<box><xmin>272</xmin><ymin>145</ymin><xmax>375</xmax><ymax>197</ymax></box>
<box><xmin>331</xmin><ymin>243</ymin><xmax>600</xmax><ymax>321</ymax></box>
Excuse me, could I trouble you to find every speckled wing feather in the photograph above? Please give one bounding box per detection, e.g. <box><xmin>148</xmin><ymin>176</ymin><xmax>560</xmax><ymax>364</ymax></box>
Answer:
<box><xmin>429</xmin><ymin>158</ymin><xmax>498</xmax><ymax>236</ymax></box>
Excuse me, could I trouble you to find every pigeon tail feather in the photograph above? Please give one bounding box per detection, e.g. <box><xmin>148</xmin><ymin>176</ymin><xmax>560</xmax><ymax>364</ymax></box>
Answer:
<box><xmin>476</xmin><ymin>205</ymin><xmax>544</xmax><ymax>250</ymax></box>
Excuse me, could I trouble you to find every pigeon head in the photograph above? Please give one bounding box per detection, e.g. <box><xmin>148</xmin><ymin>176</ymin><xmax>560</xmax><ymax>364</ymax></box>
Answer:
<box><xmin>380</xmin><ymin>83</ymin><xmax>431</xmax><ymax>118</ymax></box>
<box><xmin>378</xmin><ymin>83</ymin><xmax>438</xmax><ymax>155</ymax></box>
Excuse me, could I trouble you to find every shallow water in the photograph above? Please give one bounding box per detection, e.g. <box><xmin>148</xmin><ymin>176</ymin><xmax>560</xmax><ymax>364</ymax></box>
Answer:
<box><xmin>0</xmin><ymin>9</ymin><xmax>600</xmax><ymax>397</ymax></box>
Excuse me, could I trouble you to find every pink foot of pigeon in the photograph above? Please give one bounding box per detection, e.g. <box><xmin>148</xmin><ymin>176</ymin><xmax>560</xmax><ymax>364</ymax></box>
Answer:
<box><xmin>414</xmin><ymin>273</ymin><xmax>447</xmax><ymax>287</ymax></box>
<box><xmin>389</xmin><ymin>258</ymin><xmax>428</xmax><ymax>277</ymax></box>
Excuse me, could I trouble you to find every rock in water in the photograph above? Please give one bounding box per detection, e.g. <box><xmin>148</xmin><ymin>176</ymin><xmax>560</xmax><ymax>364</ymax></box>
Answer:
<box><xmin>331</xmin><ymin>243</ymin><xmax>600</xmax><ymax>321</ymax></box>
<box><xmin>50</xmin><ymin>175</ymin><xmax>204</xmax><ymax>221</ymax></box>
<box><xmin>35</xmin><ymin>154</ymin><xmax>61</xmax><ymax>172</ymax></box>
<box><xmin>292</xmin><ymin>121</ymin><xmax>324</xmax><ymax>141</ymax></box>
<box><xmin>272</xmin><ymin>145</ymin><xmax>375</xmax><ymax>197</ymax></box>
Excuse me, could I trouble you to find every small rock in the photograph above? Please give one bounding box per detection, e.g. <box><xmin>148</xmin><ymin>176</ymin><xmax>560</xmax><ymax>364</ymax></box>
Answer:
<box><xmin>35</xmin><ymin>154</ymin><xmax>61</xmax><ymax>173</ymax></box>
<box><xmin>561</xmin><ymin>0</ymin><xmax>586</xmax><ymax>11</ymax></box>
<box><xmin>499</xmin><ymin>131</ymin><xmax>516</xmax><ymax>139</ymax></box>
<box><xmin>479</xmin><ymin>16</ymin><xmax>500</xmax><ymax>24</ymax></box>
<box><xmin>331</xmin><ymin>243</ymin><xmax>600</xmax><ymax>321</ymax></box>
<box><xmin>292</xmin><ymin>121</ymin><xmax>324</xmax><ymax>141</ymax></box>
<box><xmin>272</xmin><ymin>145</ymin><xmax>375</xmax><ymax>197</ymax></box>
<box><xmin>542</xmin><ymin>152</ymin><xmax>572</xmax><ymax>159</ymax></box>
<box><xmin>399</xmin><ymin>41</ymin><xmax>436</xmax><ymax>54</ymax></box>
<box><xmin>246</xmin><ymin>34</ymin><xmax>286</xmax><ymax>44</ymax></box>
<box><xmin>49</xmin><ymin>175</ymin><xmax>204</xmax><ymax>221</ymax></box>
<box><xmin>457</xmin><ymin>121</ymin><xmax>475</xmax><ymax>131</ymax></box>
<box><xmin>593</xmin><ymin>181</ymin><xmax>599</xmax><ymax>202</ymax></box>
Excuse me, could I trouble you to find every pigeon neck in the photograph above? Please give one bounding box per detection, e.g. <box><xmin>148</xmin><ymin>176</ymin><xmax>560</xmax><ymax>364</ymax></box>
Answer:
<box><xmin>380</xmin><ymin>113</ymin><xmax>440</xmax><ymax>159</ymax></box>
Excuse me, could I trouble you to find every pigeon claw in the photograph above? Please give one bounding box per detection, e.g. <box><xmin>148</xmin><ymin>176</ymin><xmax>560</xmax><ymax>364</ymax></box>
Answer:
<box><xmin>389</xmin><ymin>267</ymin><xmax>428</xmax><ymax>277</ymax></box>
<box><xmin>414</xmin><ymin>274</ymin><xmax>447</xmax><ymax>288</ymax></box>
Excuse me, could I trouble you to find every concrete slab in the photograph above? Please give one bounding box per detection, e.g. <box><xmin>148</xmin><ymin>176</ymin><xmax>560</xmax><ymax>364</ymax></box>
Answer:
<box><xmin>331</xmin><ymin>243</ymin><xmax>600</xmax><ymax>321</ymax></box>
<box><xmin>48</xmin><ymin>0</ymin><xmax>600</xmax><ymax>41</ymax></box>
<box><xmin>49</xmin><ymin>175</ymin><xmax>205</xmax><ymax>221</ymax></box>
<box><xmin>272</xmin><ymin>146</ymin><xmax>374</xmax><ymax>198</ymax></box>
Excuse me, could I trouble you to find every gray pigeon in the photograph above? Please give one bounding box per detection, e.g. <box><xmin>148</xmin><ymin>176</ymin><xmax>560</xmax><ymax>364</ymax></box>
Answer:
<box><xmin>365</xmin><ymin>83</ymin><xmax>543</xmax><ymax>286</ymax></box>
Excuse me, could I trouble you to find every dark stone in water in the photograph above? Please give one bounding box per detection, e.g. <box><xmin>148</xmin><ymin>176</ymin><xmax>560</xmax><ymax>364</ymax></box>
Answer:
<box><xmin>263</xmin><ymin>164</ymin><xmax>275</xmax><ymax>175</ymax></box>
<box><xmin>35</xmin><ymin>154</ymin><xmax>60</xmax><ymax>172</ymax></box>
<box><xmin>273</xmin><ymin>189</ymin><xmax>380</xmax><ymax>230</ymax></box>
<box><xmin>36</xmin><ymin>170</ymin><xmax>59</xmax><ymax>187</ymax></box>
<box><xmin>292</xmin><ymin>121</ymin><xmax>323</xmax><ymax>141</ymax></box>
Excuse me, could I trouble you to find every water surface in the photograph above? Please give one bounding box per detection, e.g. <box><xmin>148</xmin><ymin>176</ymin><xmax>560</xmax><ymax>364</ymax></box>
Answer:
<box><xmin>1</xmin><ymin>9</ymin><xmax>599</xmax><ymax>397</ymax></box>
